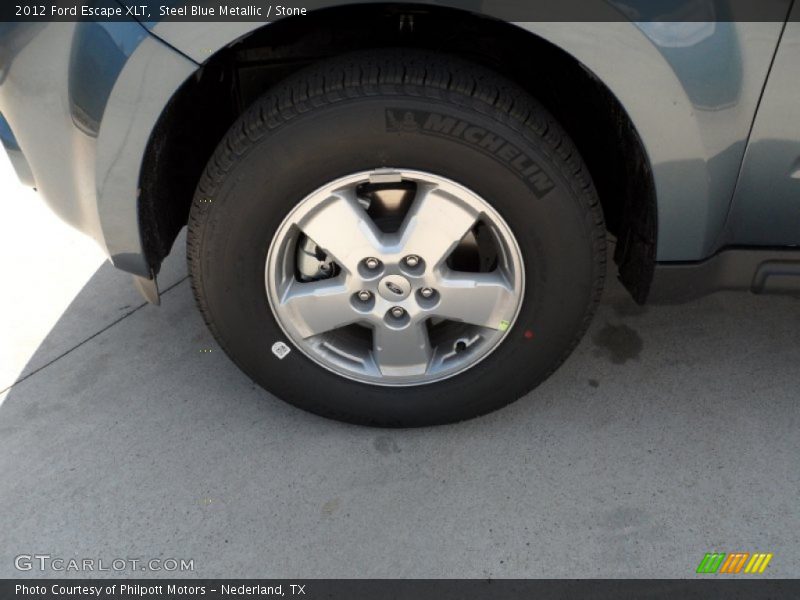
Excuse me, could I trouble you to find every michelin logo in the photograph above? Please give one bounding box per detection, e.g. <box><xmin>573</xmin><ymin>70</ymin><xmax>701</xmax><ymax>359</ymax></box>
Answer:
<box><xmin>386</xmin><ymin>109</ymin><xmax>555</xmax><ymax>198</ymax></box>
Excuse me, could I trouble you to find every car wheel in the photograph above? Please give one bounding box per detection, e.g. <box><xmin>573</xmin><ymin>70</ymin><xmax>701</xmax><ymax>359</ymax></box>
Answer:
<box><xmin>186</xmin><ymin>49</ymin><xmax>606</xmax><ymax>427</ymax></box>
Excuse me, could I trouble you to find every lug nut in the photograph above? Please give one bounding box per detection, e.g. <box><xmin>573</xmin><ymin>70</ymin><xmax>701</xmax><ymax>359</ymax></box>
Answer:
<box><xmin>390</xmin><ymin>307</ymin><xmax>405</xmax><ymax>319</ymax></box>
<box><xmin>404</xmin><ymin>255</ymin><xmax>420</xmax><ymax>268</ymax></box>
<box><xmin>364</xmin><ymin>257</ymin><xmax>380</xmax><ymax>270</ymax></box>
<box><xmin>357</xmin><ymin>290</ymin><xmax>372</xmax><ymax>302</ymax></box>
<box><xmin>420</xmin><ymin>287</ymin><xmax>435</xmax><ymax>298</ymax></box>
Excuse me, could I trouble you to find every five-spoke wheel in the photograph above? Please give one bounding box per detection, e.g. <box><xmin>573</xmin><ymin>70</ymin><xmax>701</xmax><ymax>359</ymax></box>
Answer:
<box><xmin>265</xmin><ymin>169</ymin><xmax>524</xmax><ymax>385</ymax></box>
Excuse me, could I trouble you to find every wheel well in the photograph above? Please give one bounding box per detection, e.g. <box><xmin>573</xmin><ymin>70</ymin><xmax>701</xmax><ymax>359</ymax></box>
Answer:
<box><xmin>139</xmin><ymin>4</ymin><xmax>657</xmax><ymax>302</ymax></box>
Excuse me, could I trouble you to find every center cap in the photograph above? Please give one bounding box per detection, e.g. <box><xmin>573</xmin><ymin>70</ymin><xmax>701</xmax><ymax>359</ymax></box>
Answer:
<box><xmin>378</xmin><ymin>275</ymin><xmax>412</xmax><ymax>301</ymax></box>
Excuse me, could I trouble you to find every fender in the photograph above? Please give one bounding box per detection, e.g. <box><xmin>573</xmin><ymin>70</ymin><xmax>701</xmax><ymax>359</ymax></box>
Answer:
<box><xmin>0</xmin><ymin>21</ymin><xmax>197</xmax><ymax>279</ymax></box>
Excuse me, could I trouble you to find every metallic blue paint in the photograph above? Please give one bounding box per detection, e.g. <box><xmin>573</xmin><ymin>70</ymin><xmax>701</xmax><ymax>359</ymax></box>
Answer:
<box><xmin>0</xmin><ymin>22</ymin><xmax>196</xmax><ymax>276</ymax></box>
<box><xmin>68</xmin><ymin>22</ymin><xmax>147</xmax><ymax>137</ymax></box>
<box><xmin>724</xmin><ymin>5</ymin><xmax>800</xmax><ymax>248</ymax></box>
<box><xmin>0</xmin><ymin>111</ymin><xmax>34</xmax><ymax>186</ymax></box>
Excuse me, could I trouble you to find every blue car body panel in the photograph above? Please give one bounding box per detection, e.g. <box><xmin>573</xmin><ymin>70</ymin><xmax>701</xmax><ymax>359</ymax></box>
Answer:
<box><xmin>0</xmin><ymin>21</ymin><xmax>196</xmax><ymax>276</ymax></box>
<box><xmin>724</xmin><ymin>5</ymin><xmax>800</xmax><ymax>248</ymax></box>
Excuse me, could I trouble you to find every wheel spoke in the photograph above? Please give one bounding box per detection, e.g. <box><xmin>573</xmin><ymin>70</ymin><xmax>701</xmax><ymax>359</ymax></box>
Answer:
<box><xmin>295</xmin><ymin>189</ymin><xmax>384</xmax><ymax>271</ymax></box>
<box><xmin>435</xmin><ymin>271</ymin><xmax>517</xmax><ymax>330</ymax></box>
<box><xmin>280</xmin><ymin>278</ymin><xmax>359</xmax><ymax>338</ymax></box>
<box><xmin>373</xmin><ymin>321</ymin><xmax>433</xmax><ymax>377</ymax></box>
<box><xmin>398</xmin><ymin>185</ymin><xmax>481</xmax><ymax>268</ymax></box>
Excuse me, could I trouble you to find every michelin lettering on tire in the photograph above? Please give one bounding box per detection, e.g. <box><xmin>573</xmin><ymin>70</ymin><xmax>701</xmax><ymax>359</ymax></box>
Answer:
<box><xmin>386</xmin><ymin>109</ymin><xmax>556</xmax><ymax>199</ymax></box>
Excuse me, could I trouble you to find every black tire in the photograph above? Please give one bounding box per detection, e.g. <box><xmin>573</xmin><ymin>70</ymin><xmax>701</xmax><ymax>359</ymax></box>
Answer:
<box><xmin>187</xmin><ymin>49</ymin><xmax>606</xmax><ymax>427</ymax></box>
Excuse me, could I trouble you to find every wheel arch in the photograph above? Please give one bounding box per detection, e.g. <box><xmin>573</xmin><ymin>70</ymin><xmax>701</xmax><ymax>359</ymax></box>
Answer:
<box><xmin>137</xmin><ymin>4</ymin><xmax>659</xmax><ymax>302</ymax></box>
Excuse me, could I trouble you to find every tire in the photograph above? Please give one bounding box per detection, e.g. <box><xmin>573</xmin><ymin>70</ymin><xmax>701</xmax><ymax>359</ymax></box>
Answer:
<box><xmin>187</xmin><ymin>49</ymin><xmax>606</xmax><ymax>427</ymax></box>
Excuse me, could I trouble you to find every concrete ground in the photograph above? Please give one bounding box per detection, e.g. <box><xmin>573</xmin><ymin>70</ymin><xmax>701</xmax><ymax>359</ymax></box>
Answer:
<box><xmin>1</xmin><ymin>152</ymin><xmax>798</xmax><ymax>579</ymax></box>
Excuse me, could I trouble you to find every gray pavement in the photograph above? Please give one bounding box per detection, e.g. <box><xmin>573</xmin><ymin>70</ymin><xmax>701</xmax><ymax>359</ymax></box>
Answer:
<box><xmin>1</xmin><ymin>160</ymin><xmax>799</xmax><ymax>578</ymax></box>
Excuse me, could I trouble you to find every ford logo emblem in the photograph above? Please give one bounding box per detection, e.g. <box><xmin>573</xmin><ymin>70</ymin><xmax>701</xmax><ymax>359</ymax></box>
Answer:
<box><xmin>385</xmin><ymin>282</ymin><xmax>404</xmax><ymax>295</ymax></box>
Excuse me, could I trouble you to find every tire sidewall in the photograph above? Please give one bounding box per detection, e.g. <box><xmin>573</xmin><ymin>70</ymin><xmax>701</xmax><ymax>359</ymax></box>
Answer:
<box><xmin>193</xmin><ymin>92</ymin><xmax>600</xmax><ymax>426</ymax></box>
